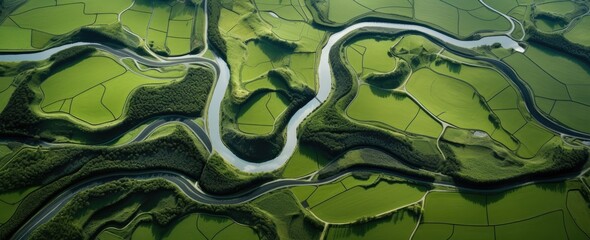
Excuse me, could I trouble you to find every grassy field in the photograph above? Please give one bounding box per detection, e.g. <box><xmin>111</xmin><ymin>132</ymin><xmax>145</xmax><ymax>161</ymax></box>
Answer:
<box><xmin>40</xmin><ymin>54</ymin><xmax>181</xmax><ymax>125</ymax></box>
<box><xmin>406</xmin><ymin>68</ymin><xmax>519</xmax><ymax>150</ymax></box>
<box><xmin>0</xmin><ymin>76</ymin><xmax>16</xmax><ymax>113</ymax></box>
<box><xmin>566</xmin><ymin>190</ymin><xmax>590</xmax><ymax>237</ymax></box>
<box><xmin>413</xmin><ymin>223</ymin><xmax>454</xmax><ymax>240</ymax></box>
<box><xmin>504</xmin><ymin>44</ymin><xmax>590</xmax><ymax>134</ymax></box>
<box><xmin>237</xmin><ymin>91</ymin><xmax>289</xmax><ymax>134</ymax></box>
<box><xmin>423</xmin><ymin>191</ymin><xmax>488</xmax><ymax>225</ymax></box>
<box><xmin>281</xmin><ymin>145</ymin><xmax>329</xmax><ymax>178</ymax></box>
<box><xmin>120</xmin><ymin>0</ymin><xmax>203</xmax><ymax>56</ymax></box>
<box><xmin>291</xmin><ymin>175</ymin><xmax>428</xmax><ymax>223</ymax></box>
<box><xmin>345</xmin><ymin>38</ymin><xmax>398</xmax><ymax>79</ymax></box>
<box><xmin>565</xmin><ymin>16</ymin><xmax>590</xmax><ymax>47</ymax></box>
<box><xmin>311</xmin><ymin>181</ymin><xmax>426</xmax><ymax>223</ymax></box>
<box><xmin>495</xmin><ymin>211</ymin><xmax>568</xmax><ymax>240</ymax></box>
<box><xmin>0</xmin><ymin>186</ymin><xmax>38</xmax><ymax>224</ymax></box>
<box><xmin>347</xmin><ymin>85</ymin><xmax>441</xmax><ymax>138</ymax></box>
<box><xmin>414</xmin><ymin>181</ymin><xmax>590</xmax><ymax>240</ymax></box>
<box><xmin>0</xmin><ymin>0</ymin><xmax>136</xmax><ymax>50</ymax></box>
<box><xmin>325</xmin><ymin>209</ymin><xmax>418</xmax><ymax>239</ymax></box>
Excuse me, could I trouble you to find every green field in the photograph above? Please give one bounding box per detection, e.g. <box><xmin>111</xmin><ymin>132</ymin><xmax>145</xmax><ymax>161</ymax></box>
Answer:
<box><xmin>414</xmin><ymin>182</ymin><xmax>590</xmax><ymax>240</ymax></box>
<box><xmin>237</xmin><ymin>91</ymin><xmax>289</xmax><ymax>134</ymax></box>
<box><xmin>345</xmin><ymin>38</ymin><xmax>398</xmax><ymax>79</ymax></box>
<box><xmin>291</xmin><ymin>175</ymin><xmax>428</xmax><ymax>223</ymax></box>
<box><xmin>40</xmin><ymin>55</ymin><xmax>181</xmax><ymax>125</ymax></box>
<box><xmin>423</xmin><ymin>191</ymin><xmax>488</xmax><ymax>225</ymax></box>
<box><xmin>347</xmin><ymin>85</ymin><xmax>441</xmax><ymax>138</ymax></box>
<box><xmin>565</xmin><ymin>16</ymin><xmax>590</xmax><ymax>46</ymax></box>
<box><xmin>0</xmin><ymin>186</ymin><xmax>39</xmax><ymax>224</ymax></box>
<box><xmin>325</xmin><ymin>209</ymin><xmax>418</xmax><ymax>239</ymax></box>
<box><xmin>0</xmin><ymin>0</ymin><xmax>134</xmax><ymax>50</ymax></box>
<box><xmin>310</xmin><ymin>181</ymin><xmax>426</xmax><ymax>223</ymax></box>
<box><xmin>281</xmin><ymin>145</ymin><xmax>329</xmax><ymax>178</ymax></box>
<box><xmin>315</xmin><ymin>0</ymin><xmax>510</xmax><ymax>38</ymax></box>
<box><xmin>121</xmin><ymin>0</ymin><xmax>203</xmax><ymax>56</ymax></box>
<box><xmin>504</xmin><ymin>44</ymin><xmax>590</xmax><ymax>134</ymax></box>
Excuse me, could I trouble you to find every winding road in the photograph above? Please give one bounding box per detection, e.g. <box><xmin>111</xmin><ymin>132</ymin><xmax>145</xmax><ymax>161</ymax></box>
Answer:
<box><xmin>2</xmin><ymin>0</ymin><xmax>590</xmax><ymax>239</ymax></box>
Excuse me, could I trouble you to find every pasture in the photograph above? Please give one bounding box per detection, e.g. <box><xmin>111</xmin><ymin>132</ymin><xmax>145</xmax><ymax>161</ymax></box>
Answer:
<box><xmin>504</xmin><ymin>44</ymin><xmax>590</xmax><ymax>134</ymax></box>
<box><xmin>121</xmin><ymin>0</ymin><xmax>203</xmax><ymax>56</ymax></box>
<box><xmin>40</xmin><ymin>55</ymin><xmax>180</xmax><ymax>125</ymax></box>
<box><xmin>565</xmin><ymin>16</ymin><xmax>590</xmax><ymax>47</ymax></box>
<box><xmin>347</xmin><ymin>85</ymin><xmax>441</xmax><ymax>138</ymax></box>
<box><xmin>325</xmin><ymin>209</ymin><xmax>417</xmax><ymax>239</ymax></box>
<box><xmin>236</xmin><ymin>91</ymin><xmax>289</xmax><ymax>134</ymax></box>
<box><xmin>413</xmin><ymin>181</ymin><xmax>590</xmax><ymax>240</ymax></box>
<box><xmin>0</xmin><ymin>0</ymin><xmax>135</xmax><ymax>50</ymax></box>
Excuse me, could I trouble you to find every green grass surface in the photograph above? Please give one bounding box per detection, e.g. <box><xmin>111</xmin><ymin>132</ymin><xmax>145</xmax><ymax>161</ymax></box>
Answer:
<box><xmin>513</xmin><ymin>122</ymin><xmax>555</xmax><ymax>157</ymax></box>
<box><xmin>237</xmin><ymin>92</ymin><xmax>288</xmax><ymax>134</ymax></box>
<box><xmin>495</xmin><ymin>211</ymin><xmax>568</xmax><ymax>240</ymax></box>
<box><xmin>565</xmin><ymin>16</ymin><xmax>590</xmax><ymax>46</ymax></box>
<box><xmin>213</xmin><ymin>223</ymin><xmax>259</xmax><ymax>240</ymax></box>
<box><xmin>58</xmin><ymin>0</ymin><xmax>133</xmax><ymax>13</ymax></box>
<box><xmin>41</xmin><ymin>55</ymin><xmax>176</xmax><ymax>124</ymax></box>
<box><xmin>70</xmin><ymin>85</ymin><xmax>115</xmax><ymax>124</ymax></box>
<box><xmin>503</xmin><ymin>53</ymin><xmax>569</xmax><ymax>100</ymax></box>
<box><xmin>306</xmin><ymin>182</ymin><xmax>346</xmax><ymax>207</ymax></box>
<box><xmin>282</xmin><ymin>145</ymin><xmax>328</xmax><ymax>178</ymax></box>
<box><xmin>407</xmin><ymin>68</ymin><xmax>517</xmax><ymax>149</ymax></box>
<box><xmin>197</xmin><ymin>214</ymin><xmax>233</xmax><ymax>239</ymax></box>
<box><xmin>566</xmin><ymin>190</ymin><xmax>590</xmax><ymax>237</ymax></box>
<box><xmin>131</xmin><ymin>222</ymin><xmax>156</xmax><ymax>240</ymax></box>
<box><xmin>163</xmin><ymin>214</ymin><xmax>203</xmax><ymax>239</ymax></box>
<box><xmin>326</xmin><ymin>0</ymin><xmax>412</xmax><ymax>23</ymax></box>
<box><xmin>121</xmin><ymin>10</ymin><xmax>151</xmax><ymax>39</ymax></box>
<box><xmin>11</xmin><ymin>4</ymin><xmax>95</xmax><ymax>35</ymax></box>
<box><xmin>0</xmin><ymin>76</ymin><xmax>16</xmax><ymax>113</ymax></box>
<box><xmin>0</xmin><ymin>186</ymin><xmax>39</xmax><ymax>224</ymax></box>
<box><xmin>325</xmin><ymin>209</ymin><xmax>418</xmax><ymax>239</ymax></box>
<box><xmin>0</xmin><ymin>25</ymin><xmax>33</xmax><ymax>50</ymax></box>
<box><xmin>487</xmin><ymin>183</ymin><xmax>565</xmax><ymax>224</ymax></box>
<box><xmin>120</xmin><ymin>0</ymin><xmax>201</xmax><ymax>55</ymax></box>
<box><xmin>310</xmin><ymin>181</ymin><xmax>426</xmax><ymax>223</ymax></box>
<box><xmin>346</xmin><ymin>39</ymin><xmax>397</xmax><ymax>78</ymax></box>
<box><xmin>450</xmin><ymin>225</ymin><xmax>495</xmax><ymax>240</ymax></box>
<box><xmin>347</xmin><ymin>85</ymin><xmax>419</xmax><ymax>132</ymax></box>
<box><xmin>41</xmin><ymin>57</ymin><xmax>125</xmax><ymax>107</ymax></box>
<box><xmin>423</xmin><ymin>191</ymin><xmax>488</xmax><ymax>225</ymax></box>
<box><xmin>413</xmin><ymin>223</ymin><xmax>454</xmax><ymax>240</ymax></box>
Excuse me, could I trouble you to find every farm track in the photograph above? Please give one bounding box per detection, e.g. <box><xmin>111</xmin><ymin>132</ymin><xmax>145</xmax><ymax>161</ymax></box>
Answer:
<box><xmin>2</xmin><ymin>0</ymin><xmax>590</xmax><ymax>238</ymax></box>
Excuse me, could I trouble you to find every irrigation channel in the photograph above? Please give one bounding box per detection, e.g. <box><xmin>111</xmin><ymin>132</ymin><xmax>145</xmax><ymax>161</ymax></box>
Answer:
<box><xmin>2</xmin><ymin>8</ymin><xmax>590</xmax><ymax>240</ymax></box>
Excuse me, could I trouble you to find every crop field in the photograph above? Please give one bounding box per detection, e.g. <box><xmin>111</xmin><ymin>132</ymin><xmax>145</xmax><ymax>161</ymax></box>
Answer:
<box><xmin>121</xmin><ymin>0</ymin><xmax>204</xmax><ymax>56</ymax></box>
<box><xmin>0</xmin><ymin>186</ymin><xmax>38</xmax><ymax>224</ymax></box>
<box><xmin>39</xmin><ymin>55</ymin><xmax>179</xmax><ymax>125</ymax></box>
<box><xmin>313</xmin><ymin>0</ymin><xmax>510</xmax><ymax>38</ymax></box>
<box><xmin>291</xmin><ymin>175</ymin><xmax>428</xmax><ymax>223</ymax></box>
<box><xmin>0</xmin><ymin>76</ymin><xmax>16</xmax><ymax>113</ymax></box>
<box><xmin>406</xmin><ymin>68</ymin><xmax>519</xmax><ymax>151</ymax></box>
<box><xmin>412</xmin><ymin>181</ymin><xmax>590</xmax><ymax>240</ymax></box>
<box><xmin>325</xmin><ymin>209</ymin><xmax>418</xmax><ymax>239</ymax></box>
<box><xmin>236</xmin><ymin>91</ymin><xmax>289</xmax><ymax>134</ymax></box>
<box><xmin>0</xmin><ymin>0</ymin><xmax>134</xmax><ymax>51</ymax></box>
<box><xmin>504</xmin><ymin>44</ymin><xmax>590</xmax><ymax>134</ymax></box>
<box><xmin>345</xmin><ymin>38</ymin><xmax>398</xmax><ymax>79</ymax></box>
<box><xmin>281</xmin><ymin>145</ymin><xmax>329</xmax><ymax>178</ymax></box>
<box><xmin>565</xmin><ymin>16</ymin><xmax>590</xmax><ymax>47</ymax></box>
<box><xmin>1</xmin><ymin>0</ymin><xmax>590</xmax><ymax>239</ymax></box>
<box><xmin>347</xmin><ymin>85</ymin><xmax>442</xmax><ymax>138</ymax></box>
